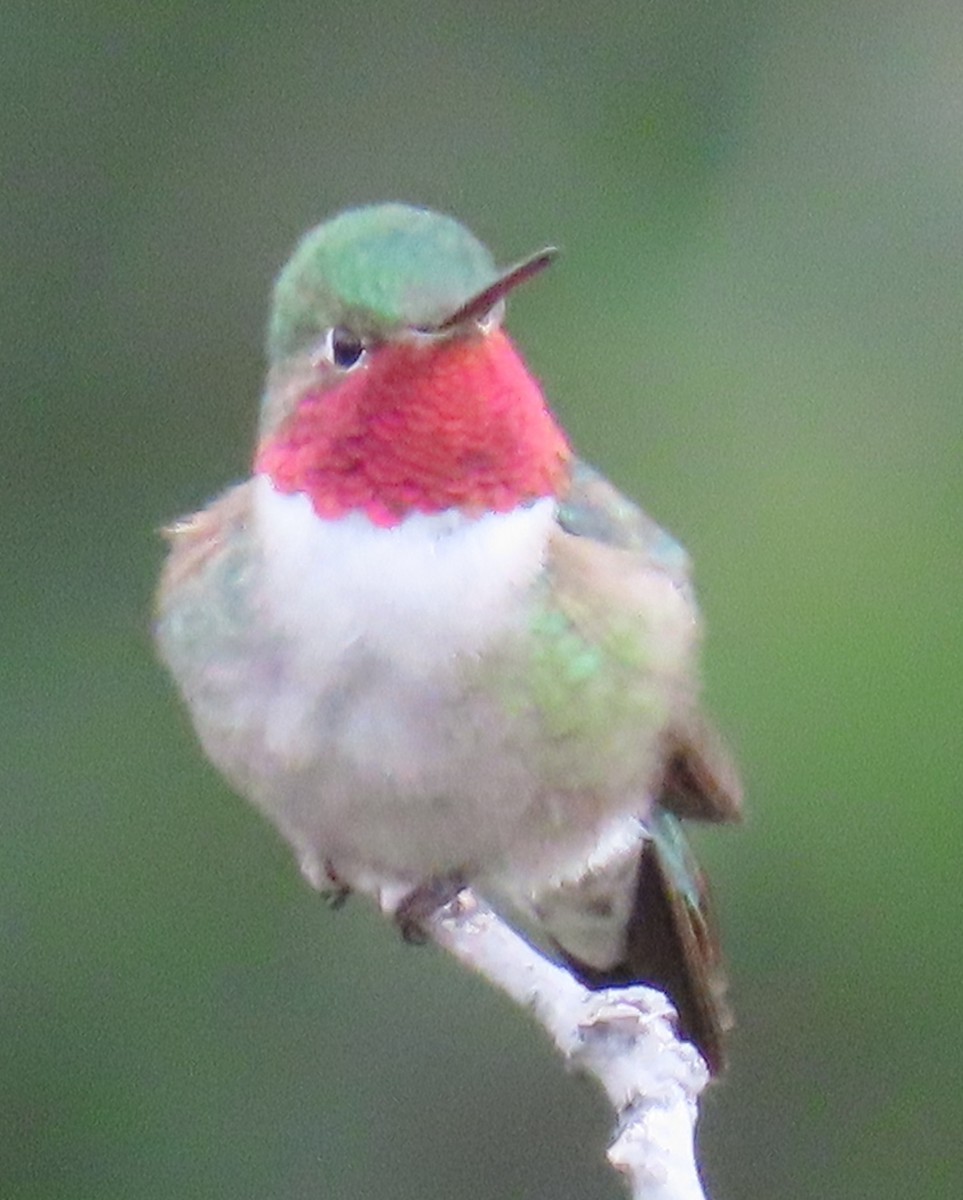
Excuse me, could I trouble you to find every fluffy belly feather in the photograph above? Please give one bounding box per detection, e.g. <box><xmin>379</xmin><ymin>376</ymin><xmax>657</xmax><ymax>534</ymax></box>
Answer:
<box><xmin>159</xmin><ymin>476</ymin><xmax>684</xmax><ymax>896</ymax></box>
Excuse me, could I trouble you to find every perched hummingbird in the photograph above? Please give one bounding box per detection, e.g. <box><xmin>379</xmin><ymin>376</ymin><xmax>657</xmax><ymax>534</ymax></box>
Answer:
<box><xmin>155</xmin><ymin>203</ymin><xmax>741</xmax><ymax>1073</ymax></box>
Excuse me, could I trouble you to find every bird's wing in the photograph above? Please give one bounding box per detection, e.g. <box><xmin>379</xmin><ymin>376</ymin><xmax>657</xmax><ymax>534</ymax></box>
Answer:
<box><xmin>545</xmin><ymin>460</ymin><xmax>741</xmax><ymax>1074</ymax></box>
<box><xmin>153</xmin><ymin>481</ymin><xmax>263</xmax><ymax>701</ymax></box>
<box><xmin>553</xmin><ymin>459</ymin><xmax>742</xmax><ymax>824</ymax></box>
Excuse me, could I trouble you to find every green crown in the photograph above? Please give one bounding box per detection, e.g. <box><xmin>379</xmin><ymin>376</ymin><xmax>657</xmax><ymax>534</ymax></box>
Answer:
<box><xmin>268</xmin><ymin>203</ymin><xmax>499</xmax><ymax>361</ymax></box>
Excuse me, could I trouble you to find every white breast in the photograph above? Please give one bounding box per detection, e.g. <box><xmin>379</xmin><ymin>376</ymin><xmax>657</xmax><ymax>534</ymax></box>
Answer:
<box><xmin>253</xmin><ymin>473</ymin><xmax>556</xmax><ymax>678</ymax></box>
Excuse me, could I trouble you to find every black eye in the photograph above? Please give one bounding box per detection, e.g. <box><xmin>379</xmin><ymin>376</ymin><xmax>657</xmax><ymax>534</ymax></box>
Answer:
<box><xmin>329</xmin><ymin>327</ymin><xmax>366</xmax><ymax>370</ymax></box>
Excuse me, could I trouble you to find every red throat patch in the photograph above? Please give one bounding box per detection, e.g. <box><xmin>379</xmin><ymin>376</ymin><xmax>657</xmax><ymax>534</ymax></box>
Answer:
<box><xmin>256</xmin><ymin>330</ymin><xmax>571</xmax><ymax>526</ymax></box>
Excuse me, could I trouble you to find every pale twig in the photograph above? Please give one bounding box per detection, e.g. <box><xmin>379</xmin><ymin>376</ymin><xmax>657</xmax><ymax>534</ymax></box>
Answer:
<box><xmin>424</xmin><ymin>888</ymin><xmax>711</xmax><ymax>1200</ymax></box>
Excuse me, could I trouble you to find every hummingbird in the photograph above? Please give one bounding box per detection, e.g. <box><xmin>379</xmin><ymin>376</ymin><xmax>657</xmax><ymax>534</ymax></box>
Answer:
<box><xmin>154</xmin><ymin>203</ymin><xmax>742</xmax><ymax>1073</ymax></box>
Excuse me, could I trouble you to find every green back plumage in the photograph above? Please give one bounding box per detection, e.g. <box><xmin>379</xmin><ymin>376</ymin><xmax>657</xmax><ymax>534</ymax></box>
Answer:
<box><xmin>268</xmin><ymin>203</ymin><xmax>499</xmax><ymax>360</ymax></box>
<box><xmin>557</xmin><ymin>462</ymin><xmax>692</xmax><ymax>584</ymax></box>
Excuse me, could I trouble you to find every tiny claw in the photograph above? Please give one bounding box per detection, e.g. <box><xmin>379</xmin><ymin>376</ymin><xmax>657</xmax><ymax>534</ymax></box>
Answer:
<box><xmin>323</xmin><ymin>884</ymin><xmax>352</xmax><ymax>911</ymax></box>
<box><xmin>394</xmin><ymin>873</ymin><xmax>467</xmax><ymax>944</ymax></box>
<box><xmin>320</xmin><ymin>860</ymin><xmax>352</xmax><ymax>911</ymax></box>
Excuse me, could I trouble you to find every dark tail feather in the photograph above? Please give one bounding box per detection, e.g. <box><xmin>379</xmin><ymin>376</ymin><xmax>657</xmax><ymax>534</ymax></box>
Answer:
<box><xmin>559</xmin><ymin>834</ymin><xmax>732</xmax><ymax>1076</ymax></box>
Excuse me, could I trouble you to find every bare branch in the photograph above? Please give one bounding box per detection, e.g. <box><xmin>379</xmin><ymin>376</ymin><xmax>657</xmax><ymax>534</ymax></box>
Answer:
<box><xmin>424</xmin><ymin>888</ymin><xmax>711</xmax><ymax>1200</ymax></box>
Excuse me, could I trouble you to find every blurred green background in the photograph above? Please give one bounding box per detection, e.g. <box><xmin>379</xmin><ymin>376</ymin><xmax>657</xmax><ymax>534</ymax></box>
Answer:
<box><xmin>4</xmin><ymin>2</ymin><xmax>961</xmax><ymax>1197</ymax></box>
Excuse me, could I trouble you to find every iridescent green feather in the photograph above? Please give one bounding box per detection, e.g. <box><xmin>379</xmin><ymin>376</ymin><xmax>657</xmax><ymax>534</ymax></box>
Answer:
<box><xmin>557</xmin><ymin>461</ymin><xmax>691</xmax><ymax>585</ymax></box>
<box><xmin>478</xmin><ymin>461</ymin><xmax>697</xmax><ymax>791</ymax></box>
<box><xmin>268</xmin><ymin>204</ymin><xmax>500</xmax><ymax>360</ymax></box>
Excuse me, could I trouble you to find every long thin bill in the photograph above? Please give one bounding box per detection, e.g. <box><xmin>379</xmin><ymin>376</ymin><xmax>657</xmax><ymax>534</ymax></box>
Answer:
<box><xmin>432</xmin><ymin>246</ymin><xmax>558</xmax><ymax>331</ymax></box>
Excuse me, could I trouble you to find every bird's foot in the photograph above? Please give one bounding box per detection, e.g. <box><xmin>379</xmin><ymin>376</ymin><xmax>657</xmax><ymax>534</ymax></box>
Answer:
<box><xmin>320</xmin><ymin>860</ymin><xmax>352</xmax><ymax>911</ymax></box>
<box><xmin>394</xmin><ymin>873</ymin><xmax>467</xmax><ymax>944</ymax></box>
